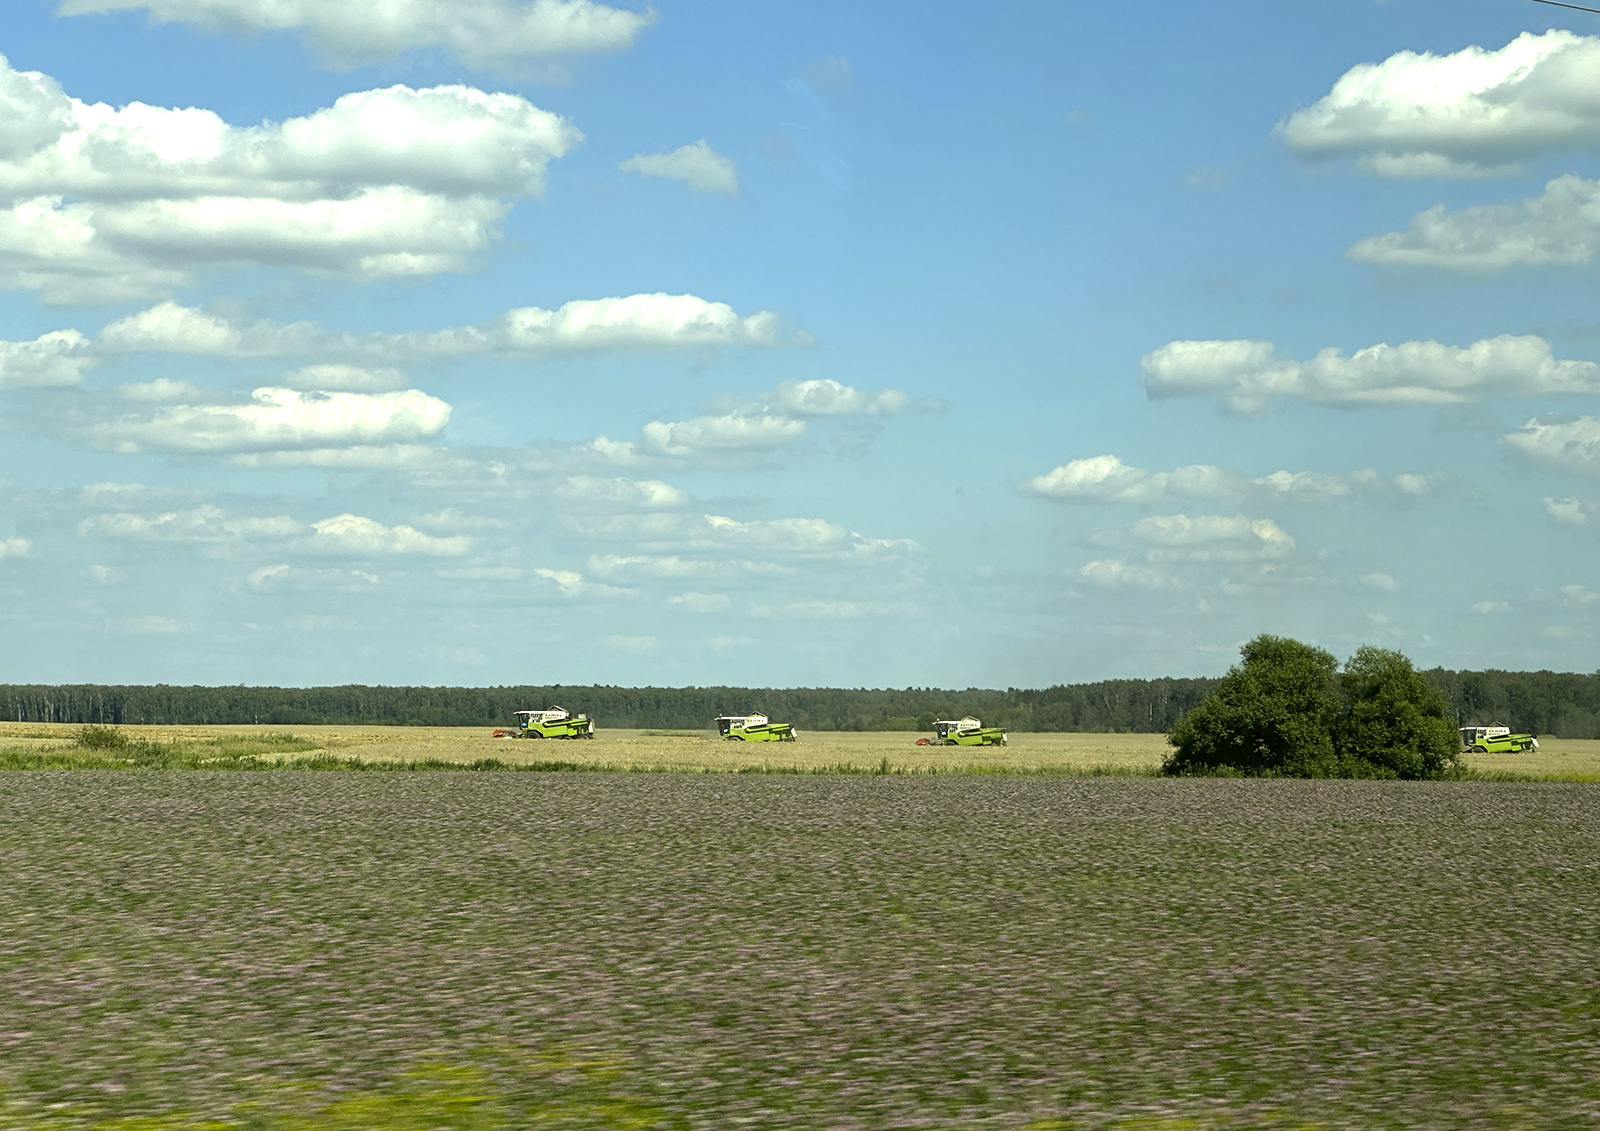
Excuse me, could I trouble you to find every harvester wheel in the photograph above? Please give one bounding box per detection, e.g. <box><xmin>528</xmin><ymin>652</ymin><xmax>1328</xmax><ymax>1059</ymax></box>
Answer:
<box><xmin>1470</xmin><ymin>744</ymin><xmax>1486</xmax><ymax>753</ymax></box>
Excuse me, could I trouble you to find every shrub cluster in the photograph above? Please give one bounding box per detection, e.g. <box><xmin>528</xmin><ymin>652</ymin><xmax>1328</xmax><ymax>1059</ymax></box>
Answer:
<box><xmin>1165</xmin><ymin>635</ymin><xmax>1461</xmax><ymax>779</ymax></box>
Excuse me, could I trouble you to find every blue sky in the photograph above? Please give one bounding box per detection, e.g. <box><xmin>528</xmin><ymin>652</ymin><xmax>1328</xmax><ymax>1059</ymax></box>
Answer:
<box><xmin>2</xmin><ymin>0</ymin><xmax>1599</xmax><ymax>688</ymax></box>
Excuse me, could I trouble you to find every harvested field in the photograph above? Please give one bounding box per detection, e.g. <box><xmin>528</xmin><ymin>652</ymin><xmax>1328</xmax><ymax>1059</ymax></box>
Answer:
<box><xmin>0</xmin><ymin>772</ymin><xmax>1596</xmax><ymax>1130</ymax></box>
<box><xmin>2</xmin><ymin>722</ymin><xmax>1597</xmax><ymax>778</ymax></box>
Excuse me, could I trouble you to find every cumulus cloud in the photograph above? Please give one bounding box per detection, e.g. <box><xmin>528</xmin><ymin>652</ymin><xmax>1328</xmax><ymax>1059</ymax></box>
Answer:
<box><xmin>1502</xmin><ymin>415</ymin><xmax>1600</xmax><ymax>475</ymax></box>
<box><xmin>61</xmin><ymin>0</ymin><xmax>653</xmax><ymax>70</ymax></box>
<box><xmin>0</xmin><ymin>537</ymin><xmax>34</xmax><ymax>559</ymax></box>
<box><xmin>242</xmin><ymin>563</ymin><xmax>380</xmax><ymax>592</ymax></box>
<box><xmin>757</xmin><ymin>379</ymin><xmax>919</xmax><ymax>417</ymax></box>
<box><xmin>84</xmin><ymin>387</ymin><xmax>452</xmax><ymax>455</ymax></box>
<box><xmin>1543</xmin><ymin>496</ymin><xmax>1591</xmax><ymax>526</ymax></box>
<box><xmin>94</xmin><ymin>293</ymin><xmax>787</xmax><ymax>360</ymax></box>
<box><xmin>591</xmin><ymin>378</ymin><xmax>922</xmax><ymax>466</ymax></box>
<box><xmin>0</xmin><ymin>329</ymin><xmax>93</xmax><ymax>388</ymax></box>
<box><xmin>1023</xmin><ymin>454</ymin><xmax>1444</xmax><ymax>504</ymax></box>
<box><xmin>1077</xmin><ymin>559</ymin><xmax>1171</xmax><ymax>589</ymax></box>
<box><xmin>79</xmin><ymin>505</ymin><xmax>302</xmax><ymax>542</ymax></box>
<box><xmin>0</xmin><ymin>54</ymin><xmax>580</xmax><ymax>301</ymax></box>
<box><xmin>588</xmin><ymin>512</ymin><xmax>918</xmax><ymax>566</ymax></box>
<box><xmin>279</xmin><ymin>365</ymin><xmax>411</xmax><ymax>393</ymax></box>
<box><xmin>552</xmin><ymin>475</ymin><xmax>689</xmax><ymax>509</ymax></box>
<box><xmin>1142</xmin><ymin>335</ymin><xmax>1600</xmax><ymax>415</ymax></box>
<box><xmin>1349</xmin><ymin>174</ymin><xmax>1600</xmax><ymax>273</ymax></box>
<box><xmin>1111</xmin><ymin>514</ymin><xmax>1296</xmax><ymax>562</ymax></box>
<box><xmin>665</xmin><ymin>591</ymin><xmax>731</xmax><ymax>613</ymax></box>
<box><xmin>295</xmin><ymin>513</ymin><xmax>469</xmax><ymax>556</ymax></box>
<box><xmin>1280</xmin><ymin>31</ymin><xmax>1600</xmax><ymax>177</ymax></box>
<box><xmin>1361</xmin><ymin>572</ymin><xmax>1401</xmax><ymax>592</ymax></box>
<box><xmin>619</xmin><ymin>139</ymin><xmax>739</xmax><ymax>195</ymax></box>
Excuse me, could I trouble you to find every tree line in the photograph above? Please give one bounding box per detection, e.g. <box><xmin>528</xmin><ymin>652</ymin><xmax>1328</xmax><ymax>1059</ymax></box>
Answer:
<box><xmin>2</xmin><ymin>668</ymin><xmax>1597</xmax><ymax>735</ymax></box>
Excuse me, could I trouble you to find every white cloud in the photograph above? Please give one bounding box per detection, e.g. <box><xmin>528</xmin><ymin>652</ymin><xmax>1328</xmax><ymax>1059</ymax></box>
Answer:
<box><xmin>1361</xmin><ymin>572</ymin><xmax>1401</xmax><ymax>592</ymax></box>
<box><xmin>552</xmin><ymin>475</ymin><xmax>689</xmax><ymax>509</ymax></box>
<box><xmin>116</xmin><ymin>378</ymin><xmax>207</xmax><ymax>402</ymax></box>
<box><xmin>95</xmin><ymin>293</ymin><xmax>787</xmax><ymax>360</ymax></box>
<box><xmin>1280</xmin><ymin>31</ymin><xmax>1600</xmax><ymax>177</ymax></box>
<box><xmin>583</xmin><ymin>515</ymin><xmax>919</xmax><ymax>579</ymax></box>
<box><xmin>591</xmin><ymin>378</ymin><xmax>922</xmax><ymax>467</ymax></box>
<box><xmin>243</xmin><ymin>563</ymin><xmax>380</xmax><ymax>592</ymax></box>
<box><xmin>0</xmin><ymin>536</ymin><xmax>33</xmax><ymax>559</ymax></box>
<box><xmin>61</xmin><ymin>0</ymin><xmax>654</xmax><ymax>71</ymax></box>
<box><xmin>1120</xmin><ymin>514</ymin><xmax>1295</xmax><ymax>561</ymax></box>
<box><xmin>80</xmin><ymin>505</ymin><xmax>302</xmax><ymax>542</ymax></box>
<box><xmin>1078</xmin><ymin>559</ymin><xmax>1171</xmax><ymax>589</ymax></box>
<box><xmin>0</xmin><ymin>54</ymin><xmax>580</xmax><ymax>301</ymax></box>
<box><xmin>1472</xmin><ymin>600</ymin><xmax>1514</xmax><ymax>614</ymax></box>
<box><xmin>665</xmin><ymin>591</ymin><xmax>731</xmax><ymax>613</ymax></box>
<box><xmin>758</xmin><ymin>378</ymin><xmax>915</xmax><ymax>417</ymax></box>
<box><xmin>84</xmin><ymin>563</ymin><xmax>124</xmax><ymax>583</ymax></box>
<box><xmin>1349</xmin><ymin>175</ymin><xmax>1600</xmax><ymax>273</ymax></box>
<box><xmin>84</xmin><ymin>387</ymin><xmax>451</xmax><ymax>455</ymax></box>
<box><xmin>1143</xmin><ymin>335</ymin><xmax>1600</xmax><ymax>414</ymax></box>
<box><xmin>279</xmin><ymin>365</ymin><xmax>410</xmax><ymax>393</ymax></box>
<box><xmin>531</xmin><ymin>566</ymin><xmax>632</xmax><ymax>597</ymax></box>
<box><xmin>1561</xmin><ymin>583</ymin><xmax>1597</xmax><ymax>604</ymax></box>
<box><xmin>1502</xmin><ymin>415</ymin><xmax>1600</xmax><ymax>476</ymax></box>
<box><xmin>620</xmin><ymin>140</ymin><xmax>739</xmax><ymax>195</ymax></box>
<box><xmin>296</xmin><ymin>513</ymin><xmax>470</xmax><ymax>556</ymax></box>
<box><xmin>1024</xmin><ymin>454</ymin><xmax>1444</xmax><ymax>504</ymax></box>
<box><xmin>1543</xmin><ymin>496</ymin><xmax>1591</xmax><ymax>526</ymax></box>
<box><xmin>0</xmin><ymin>329</ymin><xmax>93</xmax><ymax>388</ymax></box>
<box><xmin>638</xmin><ymin>413</ymin><xmax>807</xmax><ymax>459</ymax></box>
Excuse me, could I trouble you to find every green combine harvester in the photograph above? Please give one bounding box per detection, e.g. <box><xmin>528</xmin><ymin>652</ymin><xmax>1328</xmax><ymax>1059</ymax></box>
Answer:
<box><xmin>715</xmin><ymin>713</ymin><xmax>797</xmax><ymax>742</ymax></box>
<box><xmin>1459</xmin><ymin>724</ymin><xmax>1538</xmax><ymax>753</ymax></box>
<box><xmin>923</xmin><ymin>717</ymin><xmax>1007</xmax><ymax>747</ymax></box>
<box><xmin>494</xmin><ymin>706</ymin><xmax>595</xmax><ymax>739</ymax></box>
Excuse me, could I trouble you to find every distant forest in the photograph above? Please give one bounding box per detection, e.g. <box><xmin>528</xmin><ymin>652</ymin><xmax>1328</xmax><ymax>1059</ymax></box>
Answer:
<box><xmin>4</xmin><ymin>669</ymin><xmax>1599</xmax><ymax>737</ymax></box>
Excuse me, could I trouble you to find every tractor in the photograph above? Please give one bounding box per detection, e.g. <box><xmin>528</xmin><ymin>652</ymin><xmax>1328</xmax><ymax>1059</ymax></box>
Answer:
<box><xmin>493</xmin><ymin>706</ymin><xmax>595</xmax><ymax>739</ymax></box>
<box><xmin>1459</xmin><ymin>724</ymin><xmax>1538</xmax><ymax>753</ymax></box>
<box><xmin>716</xmin><ymin>713</ymin><xmax>797</xmax><ymax>742</ymax></box>
<box><xmin>918</xmin><ymin>717</ymin><xmax>1007</xmax><ymax>747</ymax></box>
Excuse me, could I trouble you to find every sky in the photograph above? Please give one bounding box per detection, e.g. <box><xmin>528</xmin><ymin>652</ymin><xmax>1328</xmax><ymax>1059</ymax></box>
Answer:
<box><xmin>2</xmin><ymin>0</ymin><xmax>1600</xmax><ymax>688</ymax></box>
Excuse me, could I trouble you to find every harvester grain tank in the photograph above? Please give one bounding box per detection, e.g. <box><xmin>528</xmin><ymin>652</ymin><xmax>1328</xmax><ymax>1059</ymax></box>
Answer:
<box><xmin>1459</xmin><ymin>724</ymin><xmax>1538</xmax><ymax>753</ymax></box>
<box><xmin>924</xmin><ymin>717</ymin><xmax>1007</xmax><ymax>746</ymax></box>
<box><xmin>716</xmin><ymin>713</ymin><xmax>797</xmax><ymax>742</ymax></box>
<box><xmin>494</xmin><ymin>706</ymin><xmax>595</xmax><ymax>739</ymax></box>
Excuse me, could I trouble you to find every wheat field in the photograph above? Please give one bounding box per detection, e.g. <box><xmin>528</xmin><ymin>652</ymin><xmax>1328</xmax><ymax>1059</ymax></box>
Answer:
<box><xmin>2</xmin><ymin>720</ymin><xmax>1597</xmax><ymax>777</ymax></box>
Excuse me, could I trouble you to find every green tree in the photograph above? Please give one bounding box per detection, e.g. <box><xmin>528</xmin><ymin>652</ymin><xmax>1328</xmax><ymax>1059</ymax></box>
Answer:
<box><xmin>1164</xmin><ymin>635</ymin><xmax>1342</xmax><ymax>776</ymax></box>
<box><xmin>1335</xmin><ymin>646</ymin><xmax>1460</xmax><ymax>779</ymax></box>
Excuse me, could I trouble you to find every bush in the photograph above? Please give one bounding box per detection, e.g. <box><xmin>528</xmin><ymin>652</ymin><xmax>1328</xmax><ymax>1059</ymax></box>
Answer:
<box><xmin>1166</xmin><ymin>636</ymin><xmax>1463</xmax><ymax>779</ymax></box>
<box><xmin>1336</xmin><ymin>646</ymin><xmax>1461</xmax><ymax>779</ymax></box>
<box><xmin>1165</xmin><ymin>635</ymin><xmax>1343</xmax><ymax>776</ymax></box>
<box><xmin>75</xmin><ymin>724</ymin><xmax>130</xmax><ymax>750</ymax></box>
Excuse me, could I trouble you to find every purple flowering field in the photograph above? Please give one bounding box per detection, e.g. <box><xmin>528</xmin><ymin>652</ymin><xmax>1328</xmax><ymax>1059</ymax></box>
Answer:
<box><xmin>1</xmin><ymin>772</ymin><xmax>1596</xmax><ymax>1129</ymax></box>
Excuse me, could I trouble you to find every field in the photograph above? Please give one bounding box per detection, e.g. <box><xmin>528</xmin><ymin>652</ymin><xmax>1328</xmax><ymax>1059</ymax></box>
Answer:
<box><xmin>3</xmin><ymin>722</ymin><xmax>1598</xmax><ymax>778</ymax></box>
<box><xmin>0</xmin><ymin>772</ymin><xmax>1596</xmax><ymax>1130</ymax></box>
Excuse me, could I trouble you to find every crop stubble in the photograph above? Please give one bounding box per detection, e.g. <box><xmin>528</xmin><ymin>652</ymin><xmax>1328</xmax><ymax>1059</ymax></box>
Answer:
<box><xmin>0</xmin><ymin>773</ymin><xmax>1596</xmax><ymax>1129</ymax></box>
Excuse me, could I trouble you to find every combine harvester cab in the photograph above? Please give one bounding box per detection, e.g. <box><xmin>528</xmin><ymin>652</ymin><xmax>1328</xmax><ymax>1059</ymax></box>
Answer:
<box><xmin>716</xmin><ymin>713</ymin><xmax>797</xmax><ymax>742</ymax></box>
<box><xmin>928</xmin><ymin>717</ymin><xmax>1007</xmax><ymax>747</ymax></box>
<box><xmin>1459</xmin><ymin>724</ymin><xmax>1538</xmax><ymax>754</ymax></box>
<box><xmin>498</xmin><ymin>706</ymin><xmax>595</xmax><ymax>739</ymax></box>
